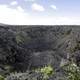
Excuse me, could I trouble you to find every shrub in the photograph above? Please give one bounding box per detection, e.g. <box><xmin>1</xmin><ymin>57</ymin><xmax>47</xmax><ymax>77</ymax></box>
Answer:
<box><xmin>62</xmin><ymin>62</ymin><xmax>80</xmax><ymax>80</ymax></box>
<box><xmin>35</xmin><ymin>65</ymin><xmax>54</xmax><ymax>80</ymax></box>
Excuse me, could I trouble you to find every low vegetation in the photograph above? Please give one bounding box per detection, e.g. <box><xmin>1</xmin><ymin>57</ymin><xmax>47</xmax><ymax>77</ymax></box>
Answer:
<box><xmin>0</xmin><ymin>25</ymin><xmax>80</xmax><ymax>80</ymax></box>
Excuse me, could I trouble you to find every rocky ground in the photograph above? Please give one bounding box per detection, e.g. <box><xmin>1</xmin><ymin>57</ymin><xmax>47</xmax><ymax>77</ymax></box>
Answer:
<box><xmin>0</xmin><ymin>25</ymin><xmax>80</xmax><ymax>80</ymax></box>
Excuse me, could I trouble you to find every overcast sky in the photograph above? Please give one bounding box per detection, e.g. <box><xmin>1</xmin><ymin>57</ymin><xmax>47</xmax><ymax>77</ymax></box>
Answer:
<box><xmin>0</xmin><ymin>0</ymin><xmax>80</xmax><ymax>25</ymax></box>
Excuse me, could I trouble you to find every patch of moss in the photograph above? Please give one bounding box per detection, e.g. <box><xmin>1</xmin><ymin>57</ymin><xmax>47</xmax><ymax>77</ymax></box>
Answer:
<box><xmin>40</xmin><ymin>65</ymin><xmax>53</xmax><ymax>75</ymax></box>
<box><xmin>0</xmin><ymin>75</ymin><xmax>4</xmax><ymax>80</ymax></box>
<box><xmin>35</xmin><ymin>65</ymin><xmax>54</xmax><ymax>80</ymax></box>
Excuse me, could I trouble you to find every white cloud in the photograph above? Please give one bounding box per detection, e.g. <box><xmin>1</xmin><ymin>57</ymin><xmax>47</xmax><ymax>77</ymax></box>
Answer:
<box><xmin>0</xmin><ymin>4</ymin><xmax>80</xmax><ymax>25</ymax></box>
<box><xmin>0</xmin><ymin>4</ymin><xmax>29</xmax><ymax>25</ymax></box>
<box><xmin>24</xmin><ymin>0</ymin><xmax>35</xmax><ymax>2</ymax></box>
<box><xmin>50</xmin><ymin>5</ymin><xmax>57</xmax><ymax>10</ymax></box>
<box><xmin>10</xmin><ymin>1</ymin><xmax>18</xmax><ymax>6</ymax></box>
<box><xmin>16</xmin><ymin>6</ymin><xmax>24</xmax><ymax>12</ymax></box>
<box><xmin>31</xmin><ymin>3</ymin><xmax>45</xmax><ymax>12</ymax></box>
